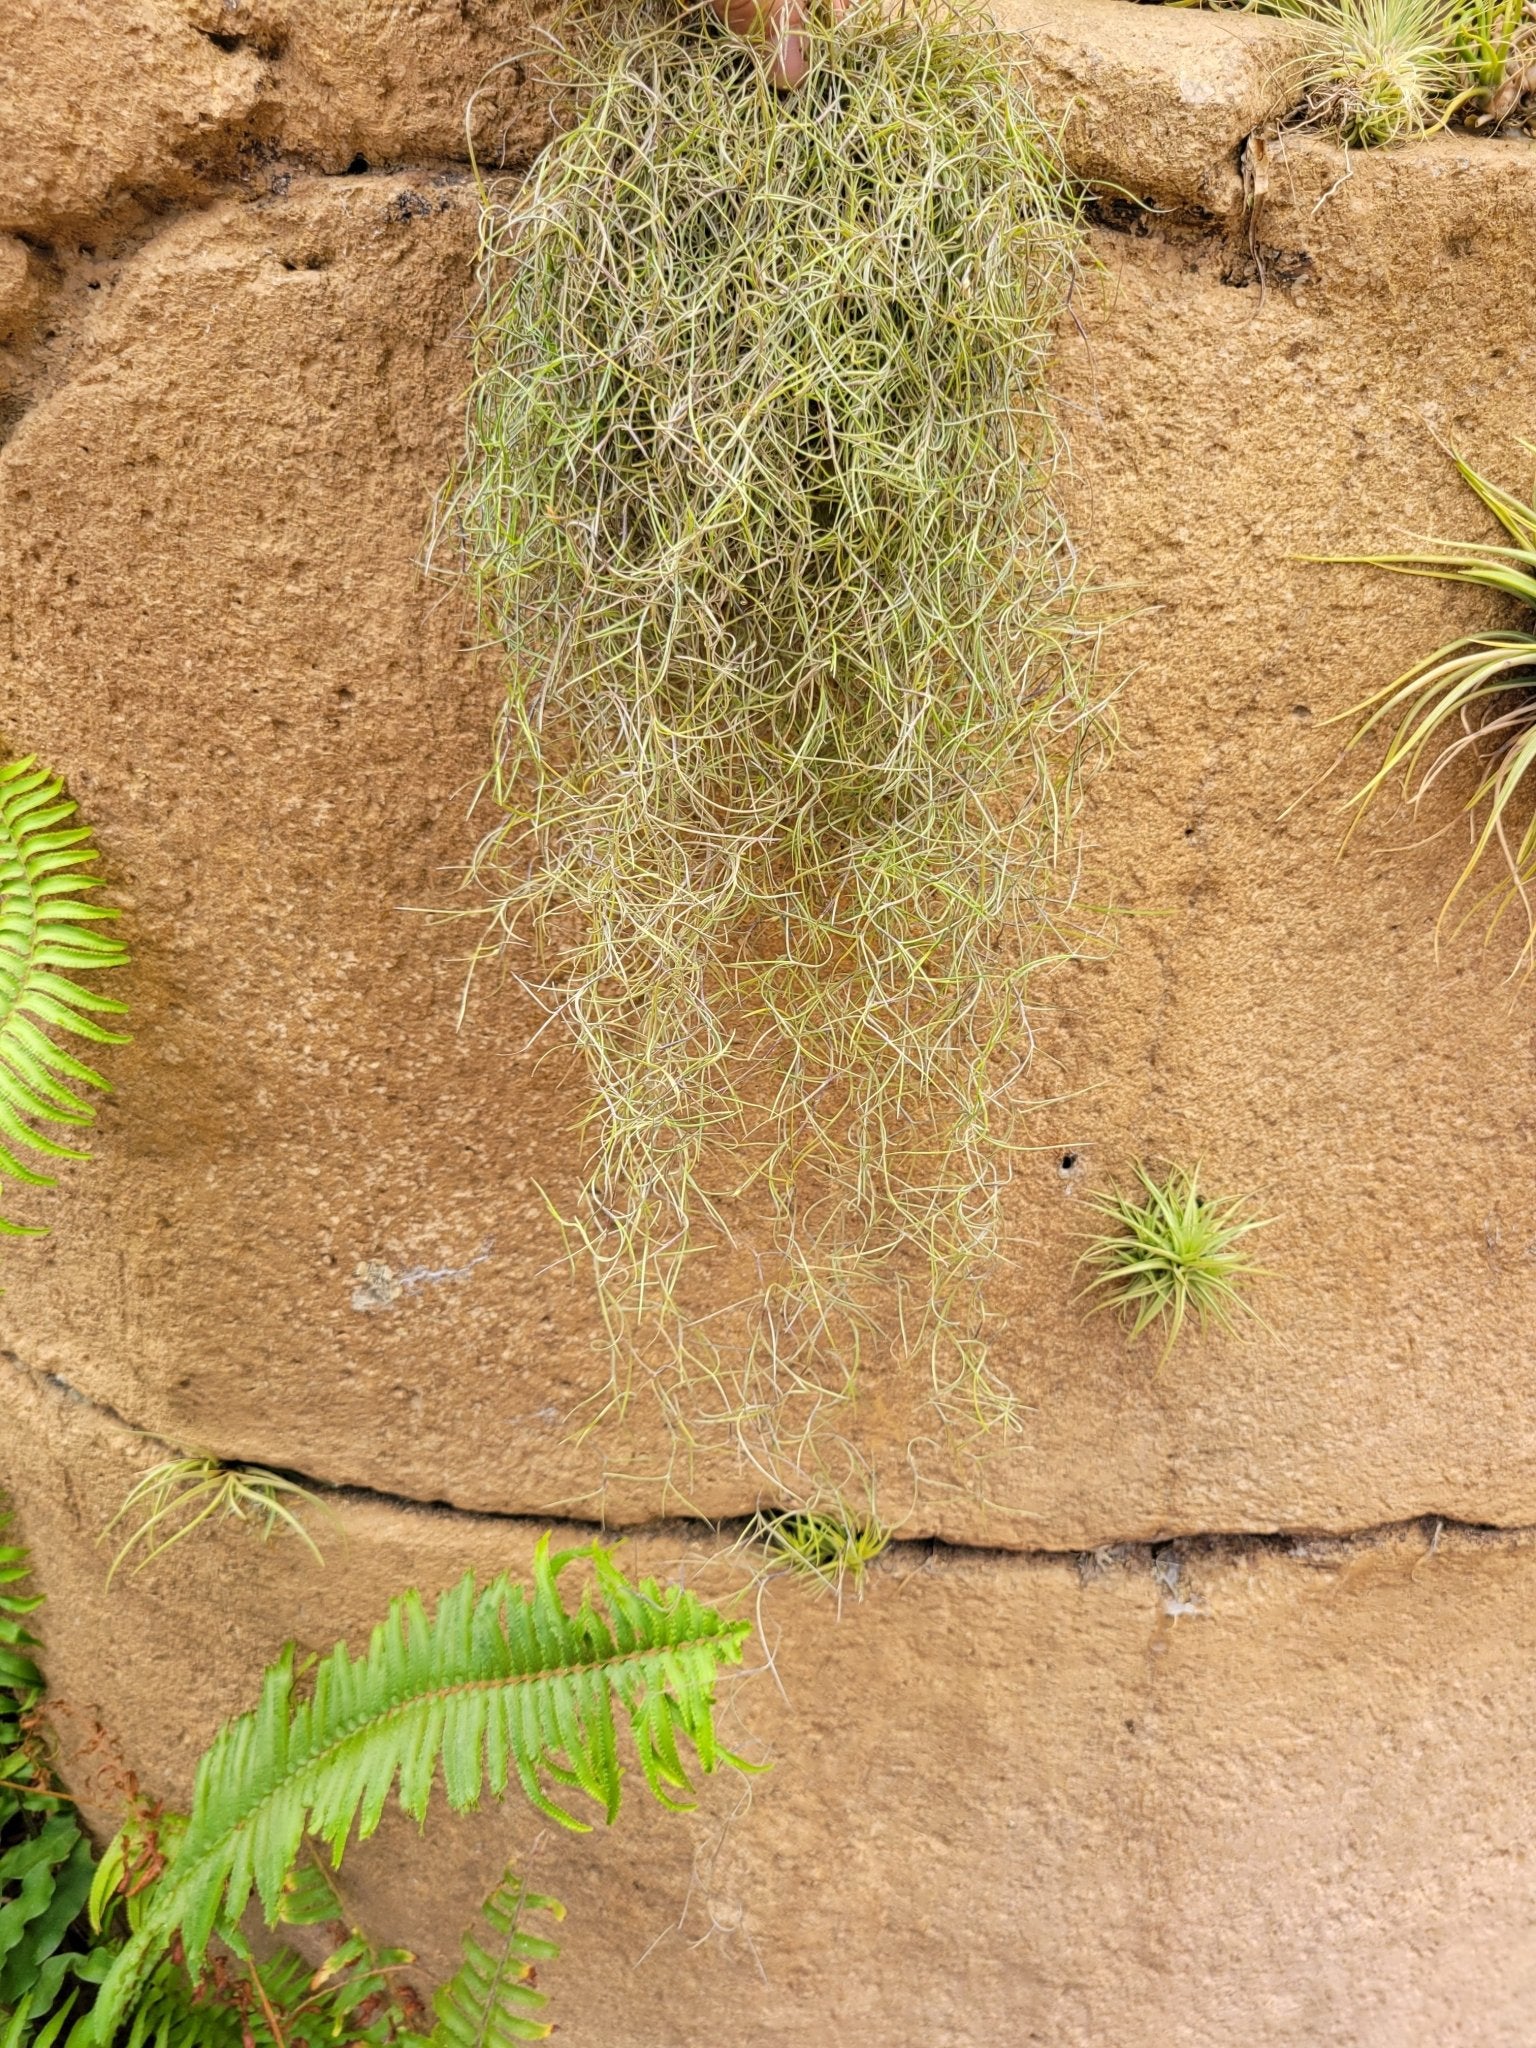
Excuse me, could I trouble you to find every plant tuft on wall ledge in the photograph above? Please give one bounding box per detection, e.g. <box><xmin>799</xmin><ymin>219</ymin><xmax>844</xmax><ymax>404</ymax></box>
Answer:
<box><xmin>1179</xmin><ymin>0</ymin><xmax>1535</xmax><ymax>143</ymax></box>
<box><xmin>103</xmin><ymin>1456</ymin><xmax>331</xmax><ymax>1582</ymax></box>
<box><xmin>443</xmin><ymin>0</ymin><xmax>1101</xmax><ymax>1462</ymax></box>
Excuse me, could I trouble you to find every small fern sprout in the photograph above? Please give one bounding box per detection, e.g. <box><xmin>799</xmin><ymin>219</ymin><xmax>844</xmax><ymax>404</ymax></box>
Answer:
<box><xmin>757</xmin><ymin>1509</ymin><xmax>891</xmax><ymax>1598</ymax></box>
<box><xmin>427</xmin><ymin>1868</ymin><xmax>564</xmax><ymax>2046</ymax></box>
<box><xmin>1078</xmin><ymin>1164</ymin><xmax>1272</xmax><ymax>1363</ymax></box>
<box><xmin>103</xmin><ymin>1457</ymin><xmax>331</xmax><ymax>1584</ymax></box>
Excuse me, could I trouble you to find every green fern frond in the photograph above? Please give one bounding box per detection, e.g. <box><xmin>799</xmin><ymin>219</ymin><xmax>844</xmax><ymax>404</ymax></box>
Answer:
<box><xmin>1</xmin><ymin>1508</ymin><xmax>116</xmax><ymax>2048</ymax></box>
<box><xmin>87</xmin><ymin>1539</ymin><xmax>751</xmax><ymax>2039</ymax></box>
<box><xmin>0</xmin><ymin>1514</ymin><xmax>44</xmax><ymax>1703</ymax></box>
<box><xmin>117</xmin><ymin>1944</ymin><xmax>401</xmax><ymax>2048</ymax></box>
<box><xmin>114</xmin><ymin>1957</ymin><xmax>257</xmax><ymax>2048</ymax></box>
<box><xmin>0</xmin><ymin>758</ymin><xmax>129</xmax><ymax>1238</ymax></box>
<box><xmin>418</xmin><ymin>1869</ymin><xmax>563</xmax><ymax>2048</ymax></box>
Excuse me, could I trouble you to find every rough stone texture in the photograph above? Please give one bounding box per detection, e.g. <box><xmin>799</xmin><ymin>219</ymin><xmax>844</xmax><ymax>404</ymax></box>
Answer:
<box><xmin>994</xmin><ymin>0</ymin><xmax>1301</xmax><ymax>212</ymax></box>
<box><xmin>4</xmin><ymin>105</ymin><xmax>1535</xmax><ymax>1545</ymax></box>
<box><xmin>234</xmin><ymin>0</ymin><xmax>558</xmax><ymax>174</ymax></box>
<box><xmin>0</xmin><ymin>0</ymin><xmax>266</xmax><ymax>239</ymax></box>
<box><xmin>0</xmin><ymin>0</ymin><xmax>553</xmax><ymax>246</ymax></box>
<box><xmin>5</xmin><ymin>9</ymin><xmax>1536</xmax><ymax>2033</ymax></box>
<box><xmin>6</xmin><ymin>1369</ymin><xmax>1536</xmax><ymax>2048</ymax></box>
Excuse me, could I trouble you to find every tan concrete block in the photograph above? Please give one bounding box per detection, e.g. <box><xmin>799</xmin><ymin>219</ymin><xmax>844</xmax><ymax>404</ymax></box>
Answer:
<box><xmin>243</xmin><ymin>0</ymin><xmax>555</xmax><ymax>173</ymax></box>
<box><xmin>2</xmin><ymin>50</ymin><xmax>1534</xmax><ymax>1547</ymax></box>
<box><xmin>4</xmin><ymin>1367</ymin><xmax>1535</xmax><ymax>2048</ymax></box>
<box><xmin>0</xmin><ymin>0</ymin><xmax>264</xmax><ymax>239</ymax></box>
<box><xmin>996</xmin><ymin>0</ymin><xmax>1302</xmax><ymax>213</ymax></box>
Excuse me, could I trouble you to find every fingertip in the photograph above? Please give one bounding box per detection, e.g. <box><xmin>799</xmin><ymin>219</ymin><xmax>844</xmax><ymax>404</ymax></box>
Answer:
<box><xmin>770</xmin><ymin>32</ymin><xmax>809</xmax><ymax>87</ymax></box>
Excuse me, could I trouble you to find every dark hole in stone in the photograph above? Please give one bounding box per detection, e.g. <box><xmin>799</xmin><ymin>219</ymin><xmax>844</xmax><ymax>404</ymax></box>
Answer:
<box><xmin>1060</xmin><ymin>1152</ymin><xmax>1077</xmax><ymax>1171</ymax></box>
<box><xmin>347</xmin><ymin>153</ymin><xmax>370</xmax><ymax>175</ymax></box>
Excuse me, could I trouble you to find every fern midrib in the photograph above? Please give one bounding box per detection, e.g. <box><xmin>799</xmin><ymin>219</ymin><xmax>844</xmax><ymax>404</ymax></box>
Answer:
<box><xmin>0</xmin><ymin>804</ymin><xmax>46</xmax><ymax>1045</ymax></box>
<box><xmin>464</xmin><ymin>1893</ymin><xmax>534</xmax><ymax>2048</ymax></box>
<box><xmin>177</xmin><ymin>1627</ymin><xmax>741</xmax><ymax>1868</ymax></box>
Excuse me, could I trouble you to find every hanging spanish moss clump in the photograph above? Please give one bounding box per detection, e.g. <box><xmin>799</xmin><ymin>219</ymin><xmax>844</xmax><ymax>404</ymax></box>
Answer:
<box><xmin>445</xmin><ymin>0</ymin><xmax>1099</xmax><ymax>1467</ymax></box>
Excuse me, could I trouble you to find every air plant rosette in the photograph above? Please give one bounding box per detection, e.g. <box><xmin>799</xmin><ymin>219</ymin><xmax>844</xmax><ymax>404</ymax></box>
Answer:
<box><xmin>1180</xmin><ymin>0</ymin><xmax>1536</xmax><ymax>145</ymax></box>
<box><xmin>442</xmin><ymin>0</ymin><xmax>1102</xmax><ymax>1471</ymax></box>
<box><xmin>1325</xmin><ymin>449</ymin><xmax>1536</xmax><ymax>971</ymax></box>
<box><xmin>1078</xmin><ymin>1163</ymin><xmax>1273</xmax><ymax>1367</ymax></box>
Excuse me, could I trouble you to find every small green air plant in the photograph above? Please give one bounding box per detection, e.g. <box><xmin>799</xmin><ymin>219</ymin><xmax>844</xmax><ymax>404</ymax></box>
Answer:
<box><xmin>102</xmin><ymin>1459</ymin><xmax>331</xmax><ymax>1585</ymax></box>
<box><xmin>0</xmin><ymin>758</ymin><xmax>128</xmax><ymax>1242</ymax></box>
<box><xmin>1323</xmin><ymin>450</ymin><xmax>1536</xmax><ymax>970</ymax></box>
<box><xmin>441</xmin><ymin>0</ymin><xmax>1101</xmax><ymax>1463</ymax></box>
<box><xmin>1448</xmin><ymin>0</ymin><xmax>1536</xmax><ymax>126</ymax></box>
<box><xmin>1270</xmin><ymin>0</ymin><xmax>1474</xmax><ymax>145</ymax></box>
<box><xmin>1078</xmin><ymin>1165</ymin><xmax>1271</xmax><ymax>1365</ymax></box>
<box><xmin>756</xmin><ymin>1509</ymin><xmax>891</xmax><ymax>1599</ymax></box>
<box><xmin>0</xmin><ymin>1502</ymin><xmax>751</xmax><ymax>2048</ymax></box>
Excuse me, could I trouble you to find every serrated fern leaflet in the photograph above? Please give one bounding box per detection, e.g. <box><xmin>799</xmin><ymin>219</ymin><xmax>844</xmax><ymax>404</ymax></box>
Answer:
<box><xmin>418</xmin><ymin>1869</ymin><xmax>563</xmax><ymax>2048</ymax></box>
<box><xmin>87</xmin><ymin>1539</ymin><xmax>751</xmax><ymax>2041</ymax></box>
<box><xmin>0</xmin><ymin>757</ymin><xmax>128</xmax><ymax>1237</ymax></box>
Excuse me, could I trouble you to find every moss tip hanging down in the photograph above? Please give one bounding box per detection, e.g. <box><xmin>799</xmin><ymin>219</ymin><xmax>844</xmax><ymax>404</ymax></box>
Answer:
<box><xmin>443</xmin><ymin>0</ymin><xmax>1101</xmax><ymax>1467</ymax></box>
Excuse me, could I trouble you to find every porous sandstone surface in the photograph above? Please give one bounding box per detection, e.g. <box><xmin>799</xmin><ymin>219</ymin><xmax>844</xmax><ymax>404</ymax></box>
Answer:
<box><xmin>3</xmin><ymin>0</ymin><xmax>1536</xmax><ymax>2035</ymax></box>
<box><xmin>3</xmin><ymin>61</ymin><xmax>1534</xmax><ymax>1543</ymax></box>
<box><xmin>8</xmin><ymin>1367</ymin><xmax>1536</xmax><ymax>2048</ymax></box>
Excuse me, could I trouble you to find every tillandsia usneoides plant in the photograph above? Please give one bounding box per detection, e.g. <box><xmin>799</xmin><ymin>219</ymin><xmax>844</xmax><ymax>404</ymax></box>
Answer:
<box><xmin>441</xmin><ymin>0</ymin><xmax>1102</xmax><ymax>1466</ymax></box>
<box><xmin>0</xmin><ymin>758</ymin><xmax>128</xmax><ymax>1242</ymax></box>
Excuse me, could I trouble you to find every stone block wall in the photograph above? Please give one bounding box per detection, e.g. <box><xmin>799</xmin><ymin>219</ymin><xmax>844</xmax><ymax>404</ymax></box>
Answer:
<box><xmin>3</xmin><ymin>2</ymin><xmax>1534</xmax><ymax>2038</ymax></box>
